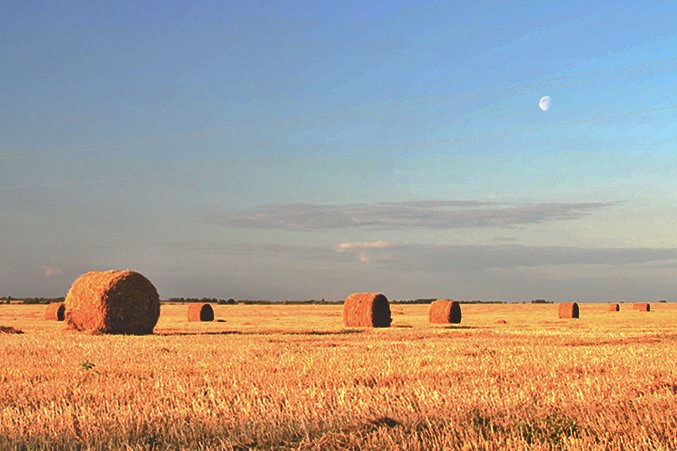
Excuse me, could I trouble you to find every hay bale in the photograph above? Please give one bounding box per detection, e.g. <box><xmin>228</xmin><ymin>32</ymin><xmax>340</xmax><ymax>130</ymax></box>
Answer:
<box><xmin>558</xmin><ymin>302</ymin><xmax>579</xmax><ymax>319</ymax></box>
<box><xmin>187</xmin><ymin>303</ymin><xmax>214</xmax><ymax>322</ymax></box>
<box><xmin>45</xmin><ymin>302</ymin><xmax>65</xmax><ymax>321</ymax></box>
<box><xmin>428</xmin><ymin>299</ymin><xmax>462</xmax><ymax>324</ymax></box>
<box><xmin>65</xmin><ymin>270</ymin><xmax>160</xmax><ymax>335</ymax></box>
<box><xmin>633</xmin><ymin>302</ymin><xmax>650</xmax><ymax>312</ymax></box>
<box><xmin>608</xmin><ymin>303</ymin><xmax>620</xmax><ymax>312</ymax></box>
<box><xmin>343</xmin><ymin>293</ymin><xmax>391</xmax><ymax>327</ymax></box>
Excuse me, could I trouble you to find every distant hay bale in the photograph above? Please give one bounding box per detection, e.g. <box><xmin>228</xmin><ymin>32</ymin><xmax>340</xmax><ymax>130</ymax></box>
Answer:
<box><xmin>633</xmin><ymin>302</ymin><xmax>650</xmax><ymax>312</ymax></box>
<box><xmin>608</xmin><ymin>303</ymin><xmax>620</xmax><ymax>312</ymax></box>
<box><xmin>44</xmin><ymin>302</ymin><xmax>65</xmax><ymax>321</ymax></box>
<box><xmin>558</xmin><ymin>302</ymin><xmax>579</xmax><ymax>319</ymax></box>
<box><xmin>65</xmin><ymin>270</ymin><xmax>160</xmax><ymax>335</ymax></box>
<box><xmin>343</xmin><ymin>293</ymin><xmax>391</xmax><ymax>327</ymax></box>
<box><xmin>187</xmin><ymin>303</ymin><xmax>214</xmax><ymax>322</ymax></box>
<box><xmin>496</xmin><ymin>319</ymin><xmax>507</xmax><ymax>324</ymax></box>
<box><xmin>428</xmin><ymin>299</ymin><xmax>462</xmax><ymax>324</ymax></box>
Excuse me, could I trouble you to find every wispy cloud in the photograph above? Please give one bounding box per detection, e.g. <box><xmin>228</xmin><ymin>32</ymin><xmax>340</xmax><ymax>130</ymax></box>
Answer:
<box><xmin>334</xmin><ymin>241</ymin><xmax>399</xmax><ymax>263</ymax></box>
<box><xmin>170</xmin><ymin>239</ymin><xmax>677</xmax><ymax>272</ymax></box>
<box><xmin>41</xmin><ymin>264</ymin><xmax>63</xmax><ymax>278</ymax></box>
<box><xmin>334</xmin><ymin>241</ymin><xmax>398</xmax><ymax>251</ymax></box>
<box><xmin>194</xmin><ymin>200</ymin><xmax>612</xmax><ymax>231</ymax></box>
<box><xmin>332</xmin><ymin>242</ymin><xmax>677</xmax><ymax>271</ymax></box>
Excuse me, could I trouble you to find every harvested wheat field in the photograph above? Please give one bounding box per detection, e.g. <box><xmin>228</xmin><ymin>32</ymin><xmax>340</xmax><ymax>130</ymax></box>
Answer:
<box><xmin>1</xmin><ymin>302</ymin><xmax>676</xmax><ymax>450</ymax></box>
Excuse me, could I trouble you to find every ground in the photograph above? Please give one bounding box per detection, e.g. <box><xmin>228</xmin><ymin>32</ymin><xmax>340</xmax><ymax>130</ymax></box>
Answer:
<box><xmin>1</xmin><ymin>302</ymin><xmax>676</xmax><ymax>450</ymax></box>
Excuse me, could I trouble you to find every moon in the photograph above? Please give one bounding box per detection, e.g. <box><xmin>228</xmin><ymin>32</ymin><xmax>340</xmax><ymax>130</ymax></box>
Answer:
<box><xmin>539</xmin><ymin>96</ymin><xmax>552</xmax><ymax>111</ymax></box>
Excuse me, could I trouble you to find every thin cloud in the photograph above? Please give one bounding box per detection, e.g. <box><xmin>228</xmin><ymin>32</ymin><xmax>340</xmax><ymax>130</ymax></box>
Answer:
<box><xmin>42</xmin><ymin>264</ymin><xmax>63</xmax><ymax>278</ymax></box>
<box><xmin>334</xmin><ymin>241</ymin><xmax>400</xmax><ymax>263</ymax></box>
<box><xmin>179</xmin><ymin>242</ymin><xmax>331</xmax><ymax>259</ymax></box>
<box><xmin>493</xmin><ymin>236</ymin><xmax>517</xmax><ymax>242</ymax></box>
<box><xmin>170</xmin><ymin>239</ymin><xmax>677</xmax><ymax>272</ymax></box>
<box><xmin>334</xmin><ymin>241</ymin><xmax>398</xmax><ymax>251</ymax></box>
<box><xmin>194</xmin><ymin>200</ymin><xmax>612</xmax><ymax>231</ymax></box>
<box><xmin>333</xmin><ymin>242</ymin><xmax>677</xmax><ymax>271</ymax></box>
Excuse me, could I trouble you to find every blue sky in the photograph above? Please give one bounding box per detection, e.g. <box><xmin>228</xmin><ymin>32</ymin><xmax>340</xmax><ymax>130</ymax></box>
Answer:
<box><xmin>2</xmin><ymin>1</ymin><xmax>677</xmax><ymax>301</ymax></box>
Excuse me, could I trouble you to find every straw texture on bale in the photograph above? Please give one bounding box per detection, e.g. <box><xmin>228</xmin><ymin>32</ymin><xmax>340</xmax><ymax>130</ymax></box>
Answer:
<box><xmin>343</xmin><ymin>293</ymin><xmax>391</xmax><ymax>327</ymax></box>
<box><xmin>65</xmin><ymin>270</ymin><xmax>160</xmax><ymax>335</ymax></box>
<box><xmin>608</xmin><ymin>303</ymin><xmax>620</xmax><ymax>312</ymax></box>
<box><xmin>45</xmin><ymin>302</ymin><xmax>65</xmax><ymax>321</ymax></box>
<box><xmin>428</xmin><ymin>299</ymin><xmax>462</xmax><ymax>324</ymax></box>
<box><xmin>187</xmin><ymin>303</ymin><xmax>214</xmax><ymax>322</ymax></box>
<box><xmin>633</xmin><ymin>303</ymin><xmax>650</xmax><ymax>312</ymax></box>
<box><xmin>559</xmin><ymin>302</ymin><xmax>579</xmax><ymax>319</ymax></box>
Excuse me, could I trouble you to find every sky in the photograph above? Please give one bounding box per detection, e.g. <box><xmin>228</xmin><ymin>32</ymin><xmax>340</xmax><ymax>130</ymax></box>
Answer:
<box><xmin>2</xmin><ymin>1</ymin><xmax>677</xmax><ymax>301</ymax></box>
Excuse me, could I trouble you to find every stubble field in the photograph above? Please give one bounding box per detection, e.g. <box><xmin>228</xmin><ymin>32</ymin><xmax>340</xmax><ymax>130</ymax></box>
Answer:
<box><xmin>1</xmin><ymin>302</ymin><xmax>676</xmax><ymax>450</ymax></box>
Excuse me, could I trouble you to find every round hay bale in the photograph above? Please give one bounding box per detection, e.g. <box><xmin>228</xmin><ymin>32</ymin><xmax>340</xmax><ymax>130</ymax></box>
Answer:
<box><xmin>496</xmin><ymin>319</ymin><xmax>507</xmax><ymax>324</ymax></box>
<box><xmin>65</xmin><ymin>270</ymin><xmax>160</xmax><ymax>335</ymax></box>
<box><xmin>343</xmin><ymin>293</ymin><xmax>391</xmax><ymax>327</ymax></box>
<box><xmin>45</xmin><ymin>302</ymin><xmax>65</xmax><ymax>321</ymax></box>
<box><xmin>608</xmin><ymin>303</ymin><xmax>620</xmax><ymax>312</ymax></box>
<box><xmin>428</xmin><ymin>299</ymin><xmax>462</xmax><ymax>324</ymax></box>
<box><xmin>187</xmin><ymin>303</ymin><xmax>214</xmax><ymax>322</ymax></box>
<box><xmin>633</xmin><ymin>302</ymin><xmax>650</xmax><ymax>312</ymax></box>
<box><xmin>558</xmin><ymin>301</ymin><xmax>579</xmax><ymax>319</ymax></box>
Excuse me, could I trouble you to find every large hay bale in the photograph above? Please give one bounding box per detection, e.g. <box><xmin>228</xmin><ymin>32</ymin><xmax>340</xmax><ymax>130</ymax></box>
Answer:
<box><xmin>633</xmin><ymin>302</ymin><xmax>650</xmax><ymax>312</ymax></box>
<box><xmin>608</xmin><ymin>303</ymin><xmax>620</xmax><ymax>312</ymax></box>
<box><xmin>45</xmin><ymin>302</ymin><xmax>65</xmax><ymax>321</ymax></box>
<box><xmin>65</xmin><ymin>270</ymin><xmax>160</xmax><ymax>334</ymax></box>
<box><xmin>187</xmin><ymin>303</ymin><xmax>214</xmax><ymax>322</ymax></box>
<box><xmin>558</xmin><ymin>302</ymin><xmax>579</xmax><ymax>319</ymax></box>
<box><xmin>343</xmin><ymin>293</ymin><xmax>391</xmax><ymax>327</ymax></box>
<box><xmin>428</xmin><ymin>299</ymin><xmax>462</xmax><ymax>324</ymax></box>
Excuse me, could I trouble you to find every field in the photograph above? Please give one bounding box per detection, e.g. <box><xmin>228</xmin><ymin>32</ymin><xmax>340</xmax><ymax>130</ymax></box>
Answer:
<box><xmin>1</xmin><ymin>302</ymin><xmax>676</xmax><ymax>450</ymax></box>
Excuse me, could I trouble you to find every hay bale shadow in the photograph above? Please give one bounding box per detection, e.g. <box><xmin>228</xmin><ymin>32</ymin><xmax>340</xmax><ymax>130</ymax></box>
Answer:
<box><xmin>0</xmin><ymin>325</ymin><xmax>23</xmax><ymax>334</ymax></box>
<box><xmin>156</xmin><ymin>329</ymin><xmax>365</xmax><ymax>337</ymax></box>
